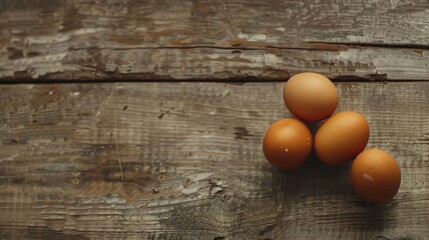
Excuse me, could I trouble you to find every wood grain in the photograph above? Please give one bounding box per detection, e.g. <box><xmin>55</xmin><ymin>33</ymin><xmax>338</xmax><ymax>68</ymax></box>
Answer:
<box><xmin>1</xmin><ymin>0</ymin><xmax>429</xmax><ymax>81</ymax></box>
<box><xmin>0</xmin><ymin>82</ymin><xmax>427</xmax><ymax>239</ymax></box>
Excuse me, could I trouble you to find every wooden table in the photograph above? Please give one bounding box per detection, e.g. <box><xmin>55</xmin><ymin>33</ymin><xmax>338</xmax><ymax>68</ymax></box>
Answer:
<box><xmin>0</xmin><ymin>1</ymin><xmax>428</xmax><ymax>239</ymax></box>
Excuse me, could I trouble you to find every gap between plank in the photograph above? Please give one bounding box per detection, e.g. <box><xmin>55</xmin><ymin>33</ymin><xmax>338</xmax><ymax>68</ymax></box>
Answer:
<box><xmin>0</xmin><ymin>78</ymin><xmax>427</xmax><ymax>85</ymax></box>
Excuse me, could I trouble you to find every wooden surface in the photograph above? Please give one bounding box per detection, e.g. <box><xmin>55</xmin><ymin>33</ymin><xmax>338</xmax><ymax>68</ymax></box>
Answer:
<box><xmin>1</xmin><ymin>0</ymin><xmax>429</xmax><ymax>240</ymax></box>
<box><xmin>1</xmin><ymin>0</ymin><xmax>429</xmax><ymax>81</ymax></box>
<box><xmin>0</xmin><ymin>82</ymin><xmax>428</xmax><ymax>239</ymax></box>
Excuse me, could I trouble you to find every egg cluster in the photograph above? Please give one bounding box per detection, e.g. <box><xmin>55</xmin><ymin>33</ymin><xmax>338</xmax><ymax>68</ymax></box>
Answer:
<box><xmin>263</xmin><ymin>72</ymin><xmax>401</xmax><ymax>204</ymax></box>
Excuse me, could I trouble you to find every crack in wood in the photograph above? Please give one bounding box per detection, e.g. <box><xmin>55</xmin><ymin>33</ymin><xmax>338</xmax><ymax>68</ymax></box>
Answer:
<box><xmin>308</xmin><ymin>41</ymin><xmax>429</xmax><ymax>51</ymax></box>
<box><xmin>68</xmin><ymin>42</ymin><xmax>429</xmax><ymax>52</ymax></box>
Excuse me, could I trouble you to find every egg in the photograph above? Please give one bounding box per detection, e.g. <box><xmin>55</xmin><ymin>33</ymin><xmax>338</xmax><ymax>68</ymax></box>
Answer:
<box><xmin>315</xmin><ymin>111</ymin><xmax>369</xmax><ymax>165</ymax></box>
<box><xmin>283</xmin><ymin>72</ymin><xmax>338</xmax><ymax>122</ymax></box>
<box><xmin>263</xmin><ymin>118</ymin><xmax>312</xmax><ymax>170</ymax></box>
<box><xmin>351</xmin><ymin>149</ymin><xmax>401</xmax><ymax>204</ymax></box>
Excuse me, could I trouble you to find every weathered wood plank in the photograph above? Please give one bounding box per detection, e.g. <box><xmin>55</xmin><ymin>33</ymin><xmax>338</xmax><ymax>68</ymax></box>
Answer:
<box><xmin>0</xmin><ymin>0</ymin><xmax>428</xmax><ymax>81</ymax></box>
<box><xmin>0</xmin><ymin>82</ymin><xmax>428</xmax><ymax>239</ymax></box>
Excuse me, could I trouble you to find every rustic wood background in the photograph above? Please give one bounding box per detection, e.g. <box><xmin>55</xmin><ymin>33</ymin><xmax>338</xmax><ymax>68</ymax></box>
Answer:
<box><xmin>0</xmin><ymin>1</ymin><xmax>428</xmax><ymax>240</ymax></box>
<box><xmin>1</xmin><ymin>0</ymin><xmax>429</xmax><ymax>81</ymax></box>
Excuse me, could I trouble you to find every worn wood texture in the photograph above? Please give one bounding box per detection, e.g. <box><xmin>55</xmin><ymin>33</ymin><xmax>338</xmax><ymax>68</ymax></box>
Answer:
<box><xmin>0</xmin><ymin>82</ymin><xmax>427</xmax><ymax>239</ymax></box>
<box><xmin>1</xmin><ymin>0</ymin><xmax>429</xmax><ymax>81</ymax></box>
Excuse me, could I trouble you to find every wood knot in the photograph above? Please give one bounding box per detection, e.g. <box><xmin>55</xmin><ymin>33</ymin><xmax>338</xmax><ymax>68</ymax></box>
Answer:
<box><xmin>157</xmin><ymin>173</ymin><xmax>166</xmax><ymax>181</ymax></box>
<box><xmin>183</xmin><ymin>177</ymin><xmax>192</xmax><ymax>187</ymax></box>
<box><xmin>71</xmin><ymin>178</ymin><xmax>80</xmax><ymax>186</ymax></box>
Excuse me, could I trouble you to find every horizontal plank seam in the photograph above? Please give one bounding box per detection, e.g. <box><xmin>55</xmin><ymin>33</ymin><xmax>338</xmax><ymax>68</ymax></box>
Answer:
<box><xmin>68</xmin><ymin>45</ymin><xmax>322</xmax><ymax>52</ymax></box>
<box><xmin>308</xmin><ymin>41</ymin><xmax>429</xmax><ymax>50</ymax></box>
<box><xmin>68</xmin><ymin>42</ymin><xmax>429</xmax><ymax>52</ymax></box>
<box><xmin>0</xmin><ymin>79</ymin><xmax>428</xmax><ymax>85</ymax></box>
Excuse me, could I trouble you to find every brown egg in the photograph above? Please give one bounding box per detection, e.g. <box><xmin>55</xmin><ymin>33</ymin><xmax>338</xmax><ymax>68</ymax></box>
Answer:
<box><xmin>351</xmin><ymin>149</ymin><xmax>401</xmax><ymax>204</ymax></box>
<box><xmin>263</xmin><ymin>118</ymin><xmax>312</xmax><ymax>170</ymax></box>
<box><xmin>315</xmin><ymin>111</ymin><xmax>369</xmax><ymax>165</ymax></box>
<box><xmin>283</xmin><ymin>72</ymin><xmax>338</xmax><ymax>122</ymax></box>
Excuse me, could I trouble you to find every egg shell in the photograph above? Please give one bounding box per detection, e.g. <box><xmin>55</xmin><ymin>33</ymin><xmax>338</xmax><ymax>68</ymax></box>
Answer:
<box><xmin>263</xmin><ymin>118</ymin><xmax>313</xmax><ymax>170</ymax></box>
<box><xmin>283</xmin><ymin>72</ymin><xmax>338</xmax><ymax>122</ymax></box>
<box><xmin>315</xmin><ymin>111</ymin><xmax>369</xmax><ymax>165</ymax></box>
<box><xmin>351</xmin><ymin>149</ymin><xmax>401</xmax><ymax>204</ymax></box>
